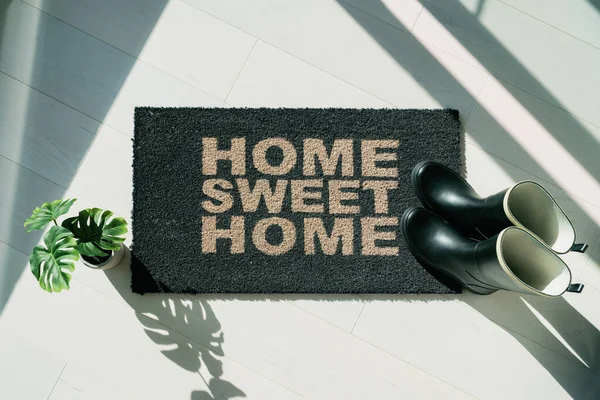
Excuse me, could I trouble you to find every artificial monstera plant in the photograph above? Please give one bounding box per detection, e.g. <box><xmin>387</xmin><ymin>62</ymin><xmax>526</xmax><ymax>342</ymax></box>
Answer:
<box><xmin>24</xmin><ymin>199</ymin><xmax>128</xmax><ymax>293</ymax></box>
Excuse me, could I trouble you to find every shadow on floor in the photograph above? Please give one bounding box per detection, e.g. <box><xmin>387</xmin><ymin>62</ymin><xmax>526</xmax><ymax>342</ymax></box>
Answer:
<box><xmin>105</xmin><ymin>248</ymin><xmax>246</xmax><ymax>399</ymax></box>
<box><xmin>0</xmin><ymin>0</ymin><xmax>167</xmax><ymax>315</ymax></box>
<box><xmin>116</xmin><ymin>244</ymin><xmax>600</xmax><ymax>398</ymax></box>
<box><xmin>419</xmin><ymin>0</ymin><xmax>600</xmax><ymax>181</ymax></box>
<box><xmin>2</xmin><ymin>0</ymin><xmax>599</xmax><ymax>396</ymax></box>
<box><xmin>335</xmin><ymin>2</ymin><xmax>600</xmax><ymax>396</ymax></box>
<box><xmin>466</xmin><ymin>291</ymin><xmax>600</xmax><ymax>397</ymax></box>
<box><xmin>335</xmin><ymin>0</ymin><xmax>600</xmax><ymax>270</ymax></box>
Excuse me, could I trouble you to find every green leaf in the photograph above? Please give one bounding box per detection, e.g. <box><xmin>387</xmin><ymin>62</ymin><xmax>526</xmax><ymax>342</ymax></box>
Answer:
<box><xmin>62</xmin><ymin>208</ymin><xmax>128</xmax><ymax>257</ymax></box>
<box><xmin>24</xmin><ymin>198</ymin><xmax>77</xmax><ymax>232</ymax></box>
<box><xmin>77</xmin><ymin>242</ymin><xmax>107</xmax><ymax>257</ymax></box>
<box><xmin>29</xmin><ymin>226</ymin><xmax>79</xmax><ymax>293</ymax></box>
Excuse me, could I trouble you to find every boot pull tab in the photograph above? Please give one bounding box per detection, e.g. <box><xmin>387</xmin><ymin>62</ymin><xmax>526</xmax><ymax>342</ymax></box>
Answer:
<box><xmin>567</xmin><ymin>283</ymin><xmax>585</xmax><ymax>293</ymax></box>
<box><xmin>570</xmin><ymin>243</ymin><xmax>588</xmax><ymax>253</ymax></box>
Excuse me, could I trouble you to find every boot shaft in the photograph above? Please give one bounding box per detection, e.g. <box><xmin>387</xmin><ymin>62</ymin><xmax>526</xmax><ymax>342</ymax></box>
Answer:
<box><xmin>477</xmin><ymin>189</ymin><xmax>511</xmax><ymax>238</ymax></box>
<box><xmin>504</xmin><ymin>181</ymin><xmax>576</xmax><ymax>253</ymax></box>
<box><xmin>473</xmin><ymin>228</ymin><xmax>572</xmax><ymax>297</ymax></box>
<box><xmin>412</xmin><ymin>161</ymin><xmax>582</xmax><ymax>253</ymax></box>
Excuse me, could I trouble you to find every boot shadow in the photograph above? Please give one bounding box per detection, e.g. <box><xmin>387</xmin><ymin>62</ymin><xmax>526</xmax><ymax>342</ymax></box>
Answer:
<box><xmin>464</xmin><ymin>290</ymin><xmax>600</xmax><ymax>397</ymax></box>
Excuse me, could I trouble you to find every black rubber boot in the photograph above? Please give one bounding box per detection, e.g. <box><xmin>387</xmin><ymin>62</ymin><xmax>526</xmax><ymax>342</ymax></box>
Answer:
<box><xmin>401</xmin><ymin>207</ymin><xmax>573</xmax><ymax>296</ymax></box>
<box><xmin>411</xmin><ymin>161</ymin><xmax>586</xmax><ymax>254</ymax></box>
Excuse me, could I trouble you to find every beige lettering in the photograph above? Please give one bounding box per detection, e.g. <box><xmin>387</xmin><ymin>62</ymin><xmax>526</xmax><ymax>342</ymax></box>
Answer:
<box><xmin>361</xmin><ymin>217</ymin><xmax>399</xmax><ymax>256</ymax></box>
<box><xmin>201</xmin><ymin>216</ymin><xmax>245</xmax><ymax>254</ymax></box>
<box><xmin>329</xmin><ymin>180</ymin><xmax>360</xmax><ymax>214</ymax></box>
<box><xmin>202</xmin><ymin>137</ymin><xmax>246</xmax><ymax>175</ymax></box>
<box><xmin>304</xmin><ymin>218</ymin><xmax>354</xmax><ymax>255</ymax></box>
<box><xmin>201</xmin><ymin>179</ymin><xmax>234</xmax><ymax>213</ymax></box>
<box><xmin>361</xmin><ymin>140</ymin><xmax>399</xmax><ymax>177</ymax></box>
<box><xmin>362</xmin><ymin>180</ymin><xmax>398</xmax><ymax>214</ymax></box>
<box><xmin>303</xmin><ymin>139</ymin><xmax>354</xmax><ymax>176</ymax></box>
<box><xmin>252</xmin><ymin>217</ymin><xmax>296</xmax><ymax>255</ymax></box>
<box><xmin>237</xmin><ymin>179</ymin><xmax>287</xmax><ymax>213</ymax></box>
<box><xmin>252</xmin><ymin>138</ymin><xmax>297</xmax><ymax>175</ymax></box>
<box><xmin>291</xmin><ymin>179</ymin><xmax>324</xmax><ymax>213</ymax></box>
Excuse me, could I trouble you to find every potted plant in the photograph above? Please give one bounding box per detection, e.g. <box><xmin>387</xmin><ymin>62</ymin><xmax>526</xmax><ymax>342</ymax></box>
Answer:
<box><xmin>24</xmin><ymin>198</ymin><xmax>128</xmax><ymax>292</ymax></box>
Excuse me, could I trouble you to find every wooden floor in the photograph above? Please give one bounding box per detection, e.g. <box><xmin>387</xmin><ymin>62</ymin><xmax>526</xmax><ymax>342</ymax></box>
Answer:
<box><xmin>1</xmin><ymin>0</ymin><xmax>600</xmax><ymax>398</ymax></box>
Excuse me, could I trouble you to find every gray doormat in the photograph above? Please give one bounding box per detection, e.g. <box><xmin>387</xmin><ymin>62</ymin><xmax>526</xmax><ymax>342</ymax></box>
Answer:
<box><xmin>131</xmin><ymin>108</ymin><xmax>461</xmax><ymax>294</ymax></box>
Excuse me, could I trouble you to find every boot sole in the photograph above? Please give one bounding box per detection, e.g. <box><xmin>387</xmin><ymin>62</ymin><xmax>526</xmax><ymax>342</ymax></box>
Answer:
<box><xmin>401</xmin><ymin>207</ymin><xmax>497</xmax><ymax>296</ymax></box>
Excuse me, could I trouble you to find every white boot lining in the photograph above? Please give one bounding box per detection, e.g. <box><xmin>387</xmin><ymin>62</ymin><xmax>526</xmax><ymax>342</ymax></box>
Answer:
<box><xmin>498</xmin><ymin>228</ymin><xmax>571</xmax><ymax>296</ymax></box>
<box><xmin>504</xmin><ymin>181</ymin><xmax>575</xmax><ymax>254</ymax></box>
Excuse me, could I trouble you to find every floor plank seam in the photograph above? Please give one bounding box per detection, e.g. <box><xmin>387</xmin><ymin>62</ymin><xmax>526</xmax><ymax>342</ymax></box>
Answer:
<box><xmin>463</xmin><ymin>73</ymin><xmax>490</xmax><ymax>127</ymax></box>
<box><xmin>337</xmin><ymin>0</ymin><xmax>489</xmax><ymax>75</ymax></box>
<box><xmin>409</xmin><ymin>4</ymin><xmax>425</xmax><ymax>33</ymax></box>
<box><xmin>494</xmin><ymin>0</ymin><xmax>600</xmax><ymax>52</ymax></box>
<box><xmin>338</xmin><ymin>0</ymin><xmax>410</xmax><ymax>35</ymax></box>
<box><xmin>483</xmin><ymin>74</ymin><xmax>600</xmax><ymax>130</ymax></box>
<box><xmin>350</xmin><ymin>300</ymin><xmax>368</xmax><ymax>334</ymax></box>
<box><xmin>0</xmin><ymin>154</ymin><xmax>70</xmax><ymax>192</ymax></box>
<box><xmin>408</xmin><ymin>35</ymin><xmax>600</xmax><ymax>131</ymax></box>
<box><xmin>45</xmin><ymin>362</ymin><xmax>67</xmax><ymax>400</ymax></box>
<box><xmin>62</xmin><ymin>123</ymin><xmax>118</xmax><ymax>190</ymax></box>
<box><xmin>350</xmin><ymin>329</ymin><xmax>479</xmax><ymax>398</ymax></box>
<box><xmin>224</xmin><ymin>38</ymin><xmax>259</xmax><ymax>103</ymax></box>
<box><xmin>0</xmin><ymin>238</ymin><xmax>33</xmax><ymax>259</ymax></box>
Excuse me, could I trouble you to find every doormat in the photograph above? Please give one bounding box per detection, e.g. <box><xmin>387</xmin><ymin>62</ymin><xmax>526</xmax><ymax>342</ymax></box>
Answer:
<box><xmin>131</xmin><ymin>108</ymin><xmax>461</xmax><ymax>294</ymax></box>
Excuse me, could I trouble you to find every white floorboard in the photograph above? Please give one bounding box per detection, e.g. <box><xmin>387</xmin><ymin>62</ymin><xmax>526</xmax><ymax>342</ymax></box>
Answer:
<box><xmin>466</xmin><ymin>77</ymin><xmax>600</xmax><ymax>206</ymax></box>
<box><xmin>226</xmin><ymin>40</ymin><xmax>392</xmax><ymax>108</ymax></box>
<box><xmin>48</xmin><ymin>364</ymin><xmax>135</xmax><ymax>400</ymax></box>
<box><xmin>353</xmin><ymin>295</ymin><xmax>599</xmax><ymax>399</ymax></box>
<box><xmin>23</xmin><ymin>0</ymin><xmax>257</xmax><ymax>101</ymax></box>
<box><xmin>0</xmin><ymin>328</ymin><xmax>65</xmax><ymax>399</ymax></box>
<box><xmin>184</xmin><ymin>0</ymin><xmax>489</xmax><ymax>119</ymax></box>
<box><xmin>2</xmin><ymin>0</ymin><xmax>600</xmax><ymax>398</ymax></box>
<box><xmin>0</xmin><ymin>72</ymin><xmax>98</xmax><ymax>188</ymax></box>
<box><xmin>582</xmin><ymin>242</ymin><xmax>600</xmax><ymax>290</ymax></box>
<box><xmin>493</xmin><ymin>0</ymin><xmax>600</xmax><ymax>49</ymax></box>
<box><xmin>412</xmin><ymin>0</ymin><xmax>600</xmax><ymax>126</ymax></box>
<box><xmin>0</xmin><ymin>1</ymin><xmax>225</xmax><ymax>136</ymax></box>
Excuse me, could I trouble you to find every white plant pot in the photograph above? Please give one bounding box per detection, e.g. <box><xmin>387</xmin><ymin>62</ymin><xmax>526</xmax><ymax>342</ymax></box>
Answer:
<box><xmin>81</xmin><ymin>244</ymin><xmax>126</xmax><ymax>270</ymax></box>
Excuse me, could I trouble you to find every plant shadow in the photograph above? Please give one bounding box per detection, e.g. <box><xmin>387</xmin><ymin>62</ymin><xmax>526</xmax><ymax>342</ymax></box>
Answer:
<box><xmin>109</xmin><ymin>243</ymin><xmax>600</xmax><ymax>399</ymax></box>
<box><xmin>105</xmin><ymin>248</ymin><xmax>246</xmax><ymax>400</ymax></box>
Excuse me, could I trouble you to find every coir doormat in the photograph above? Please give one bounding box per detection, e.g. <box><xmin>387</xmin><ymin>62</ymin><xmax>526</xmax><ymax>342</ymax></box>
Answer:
<box><xmin>131</xmin><ymin>108</ymin><xmax>461</xmax><ymax>294</ymax></box>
